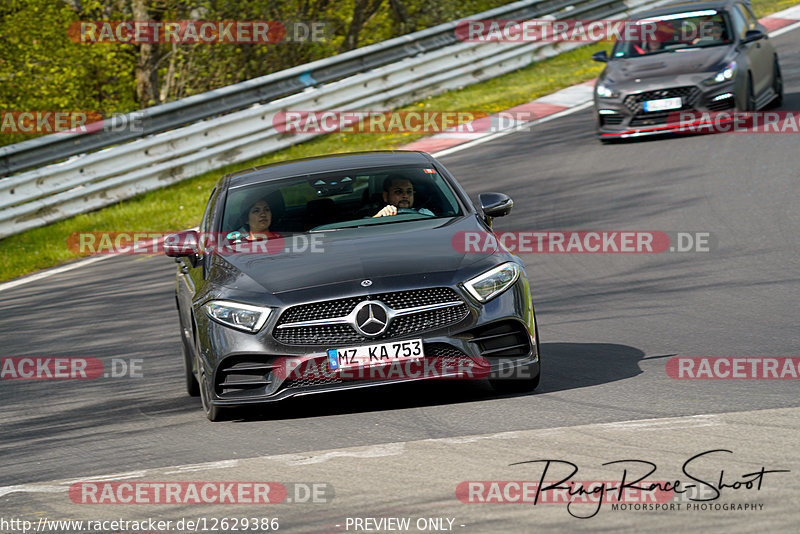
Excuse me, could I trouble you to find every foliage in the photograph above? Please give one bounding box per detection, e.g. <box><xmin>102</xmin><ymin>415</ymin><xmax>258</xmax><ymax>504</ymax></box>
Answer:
<box><xmin>0</xmin><ymin>0</ymin><xmax>514</xmax><ymax>147</ymax></box>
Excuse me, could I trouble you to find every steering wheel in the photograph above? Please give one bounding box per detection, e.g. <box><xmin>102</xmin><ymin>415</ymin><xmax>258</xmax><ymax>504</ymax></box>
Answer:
<box><xmin>396</xmin><ymin>207</ymin><xmax>433</xmax><ymax>216</ymax></box>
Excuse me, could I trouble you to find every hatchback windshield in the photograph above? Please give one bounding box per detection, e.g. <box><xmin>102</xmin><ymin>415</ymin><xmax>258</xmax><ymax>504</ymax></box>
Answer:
<box><xmin>222</xmin><ymin>166</ymin><xmax>462</xmax><ymax>239</ymax></box>
<box><xmin>613</xmin><ymin>10</ymin><xmax>732</xmax><ymax>58</ymax></box>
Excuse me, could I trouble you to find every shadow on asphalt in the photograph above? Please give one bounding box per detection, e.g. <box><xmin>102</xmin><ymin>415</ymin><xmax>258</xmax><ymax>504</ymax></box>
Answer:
<box><xmin>230</xmin><ymin>341</ymin><xmax>646</xmax><ymax>422</ymax></box>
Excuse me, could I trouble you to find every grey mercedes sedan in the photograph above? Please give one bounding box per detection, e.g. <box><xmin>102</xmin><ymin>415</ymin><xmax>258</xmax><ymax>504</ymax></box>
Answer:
<box><xmin>165</xmin><ymin>151</ymin><xmax>540</xmax><ymax>420</ymax></box>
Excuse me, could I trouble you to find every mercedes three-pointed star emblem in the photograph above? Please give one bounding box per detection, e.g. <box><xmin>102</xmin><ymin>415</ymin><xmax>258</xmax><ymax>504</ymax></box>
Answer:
<box><xmin>353</xmin><ymin>300</ymin><xmax>389</xmax><ymax>337</ymax></box>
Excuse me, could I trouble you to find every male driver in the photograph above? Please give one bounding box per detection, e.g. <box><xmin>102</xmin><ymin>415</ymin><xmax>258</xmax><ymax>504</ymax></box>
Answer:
<box><xmin>373</xmin><ymin>176</ymin><xmax>434</xmax><ymax>217</ymax></box>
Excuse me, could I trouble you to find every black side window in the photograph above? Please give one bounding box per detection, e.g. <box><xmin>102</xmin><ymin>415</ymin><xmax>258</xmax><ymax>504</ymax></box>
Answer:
<box><xmin>738</xmin><ymin>4</ymin><xmax>758</xmax><ymax>29</ymax></box>
<box><xmin>200</xmin><ymin>188</ymin><xmax>217</xmax><ymax>235</ymax></box>
<box><xmin>730</xmin><ymin>8</ymin><xmax>748</xmax><ymax>39</ymax></box>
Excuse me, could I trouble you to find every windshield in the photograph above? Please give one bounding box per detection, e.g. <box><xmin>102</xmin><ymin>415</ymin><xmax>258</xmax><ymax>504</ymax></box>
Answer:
<box><xmin>222</xmin><ymin>165</ymin><xmax>463</xmax><ymax>240</ymax></box>
<box><xmin>612</xmin><ymin>10</ymin><xmax>732</xmax><ymax>58</ymax></box>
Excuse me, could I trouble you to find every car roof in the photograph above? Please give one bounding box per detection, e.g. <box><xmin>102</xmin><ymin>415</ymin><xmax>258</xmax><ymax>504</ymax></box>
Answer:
<box><xmin>633</xmin><ymin>0</ymin><xmax>745</xmax><ymax>19</ymax></box>
<box><xmin>225</xmin><ymin>151</ymin><xmax>434</xmax><ymax>189</ymax></box>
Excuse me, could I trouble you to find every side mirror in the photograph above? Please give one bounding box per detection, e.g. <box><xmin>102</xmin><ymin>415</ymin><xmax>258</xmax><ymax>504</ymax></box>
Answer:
<box><xmin>592</xmin><ymin>50</ymin><xmax>608</xmax><ymax>63</ymax></box>
<box><xmin>741</xmin><ymin>29</ymin><xmax>765</xmax><ymax>44</ymax></box>
<box><xmin>479</xmin><ymin>192</ymin><xmax>513</xmax><ymax>225</ymax></box>
<box><xmin>164</xmin><ymin>230</ymin><xmax>200</xmax><ymax>258</ymax></box>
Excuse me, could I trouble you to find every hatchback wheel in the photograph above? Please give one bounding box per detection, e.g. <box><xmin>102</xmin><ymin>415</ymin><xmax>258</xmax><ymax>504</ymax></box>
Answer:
<box><xmin>769</xmin><ymin>57</ymin><xmax>783</xmax><ymax>108</ymax></box>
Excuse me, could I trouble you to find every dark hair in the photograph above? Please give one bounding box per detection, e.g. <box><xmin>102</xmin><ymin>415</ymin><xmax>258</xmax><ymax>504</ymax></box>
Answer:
<box><xmin>382</xmin><ymin>175</ymin><xmax>413</xmax><ymax>192</ymax></box>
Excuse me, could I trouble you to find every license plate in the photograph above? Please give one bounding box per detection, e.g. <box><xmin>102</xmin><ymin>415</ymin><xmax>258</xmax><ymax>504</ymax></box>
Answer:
<box><xmin>327</xmin><ymin>339</ymin><xmax>424</xmax><ymax>370</ymax></box>
<box><xmin>643</xmin><ymin>97</ymin><xmax>682</xmax><ymax>112</ymax></box>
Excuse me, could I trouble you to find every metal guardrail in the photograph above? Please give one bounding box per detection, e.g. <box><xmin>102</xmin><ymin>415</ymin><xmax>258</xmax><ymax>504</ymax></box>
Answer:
<box><xmin>0</xmin><ymin>0</ymin><xmax>673</xmax><ymax>239</ymax></box>
<box><xmin>0</xmin><ymin>0</ymin><xmax>583</xmax><ymax>178</ymax></box>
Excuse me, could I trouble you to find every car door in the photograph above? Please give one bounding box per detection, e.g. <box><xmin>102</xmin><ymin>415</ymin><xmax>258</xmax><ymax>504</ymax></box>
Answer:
<box><xmin>734</xmin><ymin>3</ymin><xmax>771</xmax><ymax>94</ymax></box>
<box><xmin>176</xmin><ymin>187</ymin><xmax>217</xmax><ymax>348</ymax></box>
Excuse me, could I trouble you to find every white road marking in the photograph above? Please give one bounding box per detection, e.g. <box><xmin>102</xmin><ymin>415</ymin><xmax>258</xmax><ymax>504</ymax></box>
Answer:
<box><xmin>0</xmin><ymin>255</ymin><xmax>113</xmax><ymax>293</ymax></box>
<box><xmin>0</xmin><ymin>229</ymin><xmax>195</xmax><ymax>293</ymax></box>
<box><xmin>771</xmin><ymin>20</ymin><xmax>800</xmax><ymax>38</ymax></box>
<box><xmin>163</xmin><ymin>459</ymin><xmax>238</xmax><ymax>474</ymax></box>
<box><xmin>427</xmin><ymin>431</ymin><xmax>520</xmax><ymax>444</ymax></box>
<box><xmin>269</xmin><ymin>442</ymin><xmax>406</xmax><ymax>465</ymax></box>
<box><xmin>434</xmin><ymin>102</ymin><xmax>595</xmax><ymax>158</ymax></box>
<box><xmin>60</xmin><ymin>470</ymin><xmax>147</xmax><ymax>484</ymax></box>
<box><xmin>0</xmin><ymin>485</ymin><xmax>66</xmax><ymax>498</ymax></box>
<box><xmin>771</xmin><ymin>5</ymin><xmax>800</xmax><ymax>19</ymax></box>
<box><xmin>595</xmin><ymin>414</ymin><xmax>721</xmax><ymax>430</ymax></box>
<box><xmin>0</xmin><ymin>412</ymin><xmax>740</xmax><ymax>498</ymax></box>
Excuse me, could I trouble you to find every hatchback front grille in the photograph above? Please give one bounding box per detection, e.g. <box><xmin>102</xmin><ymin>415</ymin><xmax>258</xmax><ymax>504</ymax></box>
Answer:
<box><xmin>708</xmin><ymin>96</ymin><xmax>735</xmax><ymax>111</ymax></box>
<box><xmin>623</xmin><ymin>86</ymin><xmax>700</xmax><ymax>113</ymax></box>
<box><xmin>629</xmin><ymin>111</ymin><xmax>675</xmax><ymax>127</ymax></box>
<box><xmin>600</xmin><ymin>113</ymin><xmax>625</xmax><ymax>126</ymax></box>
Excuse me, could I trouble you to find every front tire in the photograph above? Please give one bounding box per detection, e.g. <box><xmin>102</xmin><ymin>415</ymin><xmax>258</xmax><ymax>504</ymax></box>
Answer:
<box><xmin>769</xmin><ymin>57</ymin><xmax>783</xmax><ymax>108</ymax></box>
<box><xmin>490</xmin><ymin>325</ymin><xmax>541</xmax><ymax>393</ymax></box>
<box><xmin>198</xmin><ymin>359</ymin><xmax>225</xmax><ymax>422</ymax></box>
<box><xmin>743</xmin><ymin>74</ymin><xmax>756</xmax><ymax>111</ymax></box>
<box><xmin>182</xmin><ymin>337</ymin><xmax>200</xmax><ymax>397</ymax></box>
<box><xmin>490</xmin><ymin>362</ymin><xmax>541</xmax><ymax>393</ymax></box>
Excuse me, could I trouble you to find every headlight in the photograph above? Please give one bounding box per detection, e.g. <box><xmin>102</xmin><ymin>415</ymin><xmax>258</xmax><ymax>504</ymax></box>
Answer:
<box><xmin>464</xmin><ymin>262</ymin><xmax>521</xmax><ymax>303</ymax></box>
<box><xmin>596</xmin><ymin>82</ymin><xmax>619</xmax><ymax>98</ymax></box>
<box><xmin>204</xmin><ymin>300</ymin><xmax>272</xmax><ymax>332</ymax></box>
<box><xmin>703</xmin><ymin>61</ymin><xmax>737</xmax><ymax>85</ymax></box>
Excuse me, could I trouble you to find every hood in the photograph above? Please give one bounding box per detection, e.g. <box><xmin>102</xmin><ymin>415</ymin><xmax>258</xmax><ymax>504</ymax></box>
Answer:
<box><xmin>604</xmin><ymin>46</ymin><xmax>731</xmax><ymax>84</ymax></box>
<box><xmin>208</xmin><ymin>216</ymin><xmax>502</xmax><ymax>295</ymax></box>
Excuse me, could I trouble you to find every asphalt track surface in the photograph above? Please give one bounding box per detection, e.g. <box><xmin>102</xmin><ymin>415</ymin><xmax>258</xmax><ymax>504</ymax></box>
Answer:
<box><xmin>1</xmin><ymin>29</ymin><xmax>799</xmax><ymax>533</ymax></box>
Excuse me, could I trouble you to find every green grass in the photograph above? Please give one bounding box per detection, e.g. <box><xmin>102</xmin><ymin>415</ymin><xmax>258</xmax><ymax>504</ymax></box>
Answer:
<box><xmin>0</xmin><ymin>0</ymin><xmax>794</xmax><ymax>282</ymax></box>
<box><xmin>752</xmin><ymin>0</ymin><xmax>798</xmax><ymax>16</ymax></box>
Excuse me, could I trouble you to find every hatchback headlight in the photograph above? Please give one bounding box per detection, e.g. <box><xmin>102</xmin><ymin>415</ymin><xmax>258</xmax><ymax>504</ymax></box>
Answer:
<box><xmin>596</xmin><ymin>82</ymin><xmax>619</xmax><ymax>98</ymax></box>
<box><xmin>464</xmin><ymin>262</ymin><xmax>521</xmax><ymax>302</ymax></box>
<box><xmin>204</xmin><ymin>300</ymin><xmax>272</xmax><ymax>332</ymax></box>
<box><xmin>703</xmin><ymin>61</ymin><xmax>737</xmax><ymax>85</ymax></box>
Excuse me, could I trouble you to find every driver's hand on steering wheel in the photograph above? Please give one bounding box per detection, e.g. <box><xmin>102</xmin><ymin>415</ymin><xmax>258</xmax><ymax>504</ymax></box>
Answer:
<box><xmin>373</xmin><ymin>205</ymin><xmax>398</xmax><ymax>217</ymax></box>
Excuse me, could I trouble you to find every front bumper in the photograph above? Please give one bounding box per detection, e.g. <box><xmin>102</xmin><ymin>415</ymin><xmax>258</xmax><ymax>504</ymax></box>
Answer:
<box><xmin>595</xmin><ymin>79</ymin><xmax>739</xmax><ymax>139</ymax></box>
<box><xmin>194</xmin><ymin>276</ymin><xmax>539</xmax><ymax>408</ymax></box>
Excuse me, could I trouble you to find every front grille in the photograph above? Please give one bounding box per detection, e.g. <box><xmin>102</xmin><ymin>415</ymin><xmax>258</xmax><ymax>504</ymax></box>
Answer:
<box><xmin>629</xmin><ymin>111</ymin><xmax>677</xmax><ymax>127</ymax></box>
<box><xmin>467</xmin><ymin>321</ymin><xmax>531</xmax><ymax>358</ymax></box>
<box><xmin>274</xmin><ymin>288</ymin><xmax>470</xmax><ymax>345</ymax></box>
<box><xmin>281</xmin><ymin>343</ymin><xmax>474</xmax><ymax>390</ymax></box>
<box><xmin>708</xmin><ymin>96</ymin><xmax>735</xmax><ymax>111</ymax></box>
<box><xmin>215</xmin><ymin>356</ymin><xmax>273</xmax><ymax>398</ymax></box>
<box><xmin>623</xmin><ymin>87</ymin><xmax>700</xmax><ymax>127</ymax></box>
<box><xmin>623</xmin><ymin>86</ymin><xmax>700</xmax><ymax>113</ymax></box>
<box><xmin>282</xmin><ymin>357</ymin><xmax>342</xmax><ymax>389</ymax></box>
<box><xmin>600</xmin><ymin>113</ymin><xmax>624</xmax><ymax>126</ymax></box>
<box><xmin>425</xmin><ymin>343</ymin><xmax>467</xmax><ymax>358</ymax></box>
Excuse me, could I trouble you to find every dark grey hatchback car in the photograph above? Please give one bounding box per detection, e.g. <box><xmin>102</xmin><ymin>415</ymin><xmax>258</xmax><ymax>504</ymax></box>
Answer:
<box><xmin>592</xmin><ymin>0</ymin><xmax>783</xmax><ymax>139</ymax></box>
<box><xmin>165</xmin><ymin>151</ymin><xmax>540</xmax><ymax>420</ymax></box>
